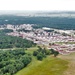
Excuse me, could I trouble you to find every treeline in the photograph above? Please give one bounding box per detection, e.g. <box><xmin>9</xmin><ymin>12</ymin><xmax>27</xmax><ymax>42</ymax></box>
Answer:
<box><xmin>0</xmin><ymin>15</ymin><xmax>75</xmax><ymax>30</ymax></box>
<box><xmin>0</xmin><ymin>49</ymin><xmax>32</xmax><ymax>75</ymax></box>
<box><xmin>0</xmin><ymin>29</ymin><xmax>13</xmax><ymax>36</ymax></box>
<box><xmin>0</xmin><ymin>35</ymin><xmax>36</xmax><ymax>49</ymax></box>
<box><xmin>0</xmin><ymin>29</ymin><xmax>13</xmax><ymax>33</ymax></box>
<box><xmin>33</xmin><ymin>46</ymin><xmax>59</xmax><ymax>61</ymax></box>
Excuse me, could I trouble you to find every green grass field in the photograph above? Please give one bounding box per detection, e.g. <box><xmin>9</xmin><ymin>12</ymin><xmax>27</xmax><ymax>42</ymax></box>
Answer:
<box><xmin>15</xmin><ymin>47</ymin><xmax>68</xmax><ymax>75</ymax></box>
<box><xmin>59</xmin><ymin>52</ymin><xmax>75</xmax><ymax>75</ymax></box>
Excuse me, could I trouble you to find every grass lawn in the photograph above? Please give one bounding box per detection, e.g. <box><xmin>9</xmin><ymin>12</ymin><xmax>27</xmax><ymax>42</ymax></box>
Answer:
<box><xmin>15</xmin><ymin>47</ymin><xmax>68</xmax><ymax>75</ymax></box>
<box><xmin>58</xmin><ymin>52</ymin><xmax>75</xmax><ymax>75</ymax></box>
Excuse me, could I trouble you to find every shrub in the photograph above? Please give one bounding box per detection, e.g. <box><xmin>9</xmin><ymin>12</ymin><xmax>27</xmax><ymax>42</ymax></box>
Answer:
<box><xmin>54</xmin><ymin>51</ymin><xmax>59</xmax><ymax>57</ymax></box>
<box><xmin>37</xmin><ymin>53</ymin><xmax>43</xmax><ymax>61</ymax></box>
<box><xmin>45</xmin><ymin>50</ymin><xmax>51</xmax><ymax>55</ymax></box>
<box><xmin>50</xmin><ymin>49</ymin><xmax>55</xmax><ymax>54</ymax></box>
<box><xmin>33</xmin><ymin>51</ymin><xmax>38</xmax><ymax>56</ymax></box>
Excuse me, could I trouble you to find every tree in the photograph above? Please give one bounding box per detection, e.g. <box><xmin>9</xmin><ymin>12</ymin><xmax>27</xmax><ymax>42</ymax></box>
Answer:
<box><xmin>33</xmin><ymin>51</ymin><xmax>38</xmax><ymax>56</ymax></box>
<box><xmin>15</xmin><ymin>61</ymin><xmax>24</xmax><ymax>71</ymax></box>
<box><xmin>21</xmin><ymin>55</ymin><xmax>32</xmax><ymax>66</ymax></box>
<box><xmin>7</xmin><ymin>65</ymin><xmax>17</xmax><ymax>74</ymax></box>
<box><xmin>45</xmin><ymin>50</ymin><xmax>51</xmax><ymax>55</ymax></box>
<box><xmin>50</xmin><ymin>49</ymin><xmax>55</xmax><ymax>54</ymax></box>
<box><xmin>54</xmin><ymin>51</ymin><xmax>59</xmax><ymax>57</ymax></box>
<box><xmin>37</xmin><ymin>53</ymin><xmax>43</xmax><ymax>61</ymax></box>
<box><xmin>37</xmin><ymin>46</ymin><xmax>42</xmax><ymax>51</ymax></box>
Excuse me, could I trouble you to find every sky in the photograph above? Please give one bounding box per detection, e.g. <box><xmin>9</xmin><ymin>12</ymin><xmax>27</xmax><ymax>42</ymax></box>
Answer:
<box><xmin>0</xmin><ymin>0</ymin><xmax>75</xmax><ymax>11</ymax></box>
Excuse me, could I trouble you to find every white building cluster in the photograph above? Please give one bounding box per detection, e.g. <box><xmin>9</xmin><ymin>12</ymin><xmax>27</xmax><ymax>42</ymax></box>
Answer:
<box><xmin>0</xmin><ymin>24</ymin><xmax>33</xmax><ymax>31</ymax></box>
<box><xmin>5</xmin><ymin>25</ymin><xmax>75</xmax><ymax>55</ymax></box>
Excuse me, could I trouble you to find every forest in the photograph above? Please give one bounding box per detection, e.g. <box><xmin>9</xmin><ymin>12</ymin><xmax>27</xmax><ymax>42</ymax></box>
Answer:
<box><xmin>0</xmin><ymin>49</ymin><xmax>32</xmax><ymax>75</ymax></box>
<box><xmin>0</xmin><ymin>35</ymin><xmax>36</xmax><ymax>49</ymax></box>
<box><xmin>0</xmin><ymin>15</ymin><xmax>75</xmax><ymax>30</ymax></box>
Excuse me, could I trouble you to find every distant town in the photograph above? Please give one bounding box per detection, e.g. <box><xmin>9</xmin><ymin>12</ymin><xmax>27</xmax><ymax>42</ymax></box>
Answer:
<box><xmin>0</xmin><ymin>24</ymin><xmax>75</xmax><ymax>55</ymax></box>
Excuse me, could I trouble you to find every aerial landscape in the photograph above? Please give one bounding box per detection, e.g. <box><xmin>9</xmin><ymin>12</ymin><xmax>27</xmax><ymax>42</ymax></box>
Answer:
<box><xmin>0</xmin><ymin>0</ymin><xmax>75</xmax><ymax>75</ymax></box>
<box><xmin>0</xmin><ymin>11</ymin><xmax>75</xmax><ymax>75</ymax></box>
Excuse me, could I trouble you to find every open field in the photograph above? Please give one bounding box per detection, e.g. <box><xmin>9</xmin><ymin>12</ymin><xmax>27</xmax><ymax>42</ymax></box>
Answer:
<box><xmin>15</xmin><ymin>47</ymin><xmax>68</xmax><ymax>75</ymax></box>
<box><xmin>58</xmin><ymin>52</ymin><xmax>75</xmax><ymax>75</ymax></box>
